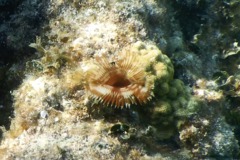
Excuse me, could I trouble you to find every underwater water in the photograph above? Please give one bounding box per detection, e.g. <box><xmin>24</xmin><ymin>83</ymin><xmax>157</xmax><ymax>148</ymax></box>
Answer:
<box><xmin>0</xmin><ymin>0</ymin><xmax>240</xmax><ymax>159</ymax></box>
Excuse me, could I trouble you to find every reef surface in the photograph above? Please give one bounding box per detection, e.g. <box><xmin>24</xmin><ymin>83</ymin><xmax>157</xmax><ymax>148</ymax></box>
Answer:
<box><xmin>0</xmin><ymin>0</ymin><xmax>240</xmax><ymax>159</ymax></box>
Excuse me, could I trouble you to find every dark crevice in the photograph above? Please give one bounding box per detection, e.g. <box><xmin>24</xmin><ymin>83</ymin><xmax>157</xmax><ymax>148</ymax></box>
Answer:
<box><xmin>0</xmin><ymin>0</ymin><xmax>49</xmax><ymax>136</ymax></box>
<box><xmin>171</xmin><ymin>0</ymin><xmax>210</xmax><ymax>41</ymax></box>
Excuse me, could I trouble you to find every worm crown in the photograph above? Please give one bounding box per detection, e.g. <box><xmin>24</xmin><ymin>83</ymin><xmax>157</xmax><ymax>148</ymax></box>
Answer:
<box><xmin>85</xmin><ymin>49</ymin><xmax>152</xmax><ymax>108</ymax></box>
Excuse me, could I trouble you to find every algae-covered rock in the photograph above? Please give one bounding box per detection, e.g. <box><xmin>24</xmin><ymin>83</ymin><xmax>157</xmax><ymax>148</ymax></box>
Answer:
<box><xmin>1</xmin><ymin>0</ymin><xmax>240</xmax><ymax>159</ymax></box>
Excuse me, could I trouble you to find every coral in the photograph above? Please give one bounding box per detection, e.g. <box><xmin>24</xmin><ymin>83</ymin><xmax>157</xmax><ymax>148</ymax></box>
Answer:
<box><xmin>3</xmin><ymin>0</ymin><xmax>240</xmax><ymax>159</ymax></box>
<box><xmin>178</xmin><ymin>74</ymin><xmax>240</xmax><ymax>158</ymax></box>
<box><xmin>193</xmin><ymin>78</ymin><xmax>224</xmax><ymax>102</ymax></box>
<box><xmin>179</xmin><ymin>116</ymin><xmax>239</xmax><ymax>158</ymax></box>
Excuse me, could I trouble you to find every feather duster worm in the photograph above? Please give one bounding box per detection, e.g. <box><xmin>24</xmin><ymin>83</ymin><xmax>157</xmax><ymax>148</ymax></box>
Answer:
<box><xmin>85</xmin><ymin>50</ymin><xmax>152</xmax><ymax>108</ymax></box>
